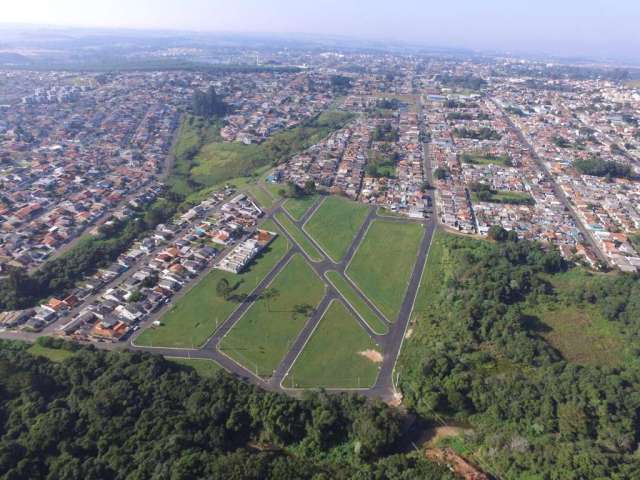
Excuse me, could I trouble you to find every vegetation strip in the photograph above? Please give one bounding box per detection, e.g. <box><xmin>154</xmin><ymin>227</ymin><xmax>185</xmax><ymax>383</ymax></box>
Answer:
<box><xmin>274</xmin><ymin>212</ymin><xmax>324</xmax><ymax>262</ymax></box>
<box><xmin>325</xmin><ymin>271</ymin><xmax>388</xmax><ymax>335</ymax></box>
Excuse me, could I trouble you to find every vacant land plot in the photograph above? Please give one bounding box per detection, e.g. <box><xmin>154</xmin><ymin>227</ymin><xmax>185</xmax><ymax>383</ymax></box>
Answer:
<box><xmin>304</xmin><ymin>196</ymin><xmax>370</xmax><ymax>262</ymax></box>
<box><xmin>284</xmin><ymin>195</ymin><xmax>319</xmax><ymax>220</ymax></box>
<box><xmin>284</xmin><ymin>300</ymin><xmax>381</xmax><ymax>389</ymax></box>
<box><xmin>275</xmin><ymin>212</ymin><xmax>324</xmax><ymax>262</ymax></box>
<box><xmin>531</xmin><ymin>306</ymin><xmax>625</xmax><ymax>367</ymax></box>
<box><xmin>220</xmin><ymin>254</ymin><xmax>325</xmax><ymax>377</ymax></box>
<box><xmin>461</xmin><ymin>152</ymin><xmax>511</xmax><ymax>166</ymax></box>
<box><xmin>167</xmin><ymin>357</ymin><xmax>224</xmax><ymax>377</ymax></box>
<box><xmin>325</xmin><ymin>271</ymin><xmax>388</xmax><ymax>335</ymax></box>
<box><xmin>472</xmin><ymin>190</ymin><xmax>534</xmax><ymax>205</ymax></box>
<box><xmin>136</xmin><ymin>221</ymin><xmax>289</xmax><ymax>348</ymax></box>
<box><xmin>246</xmin><ymin>184</ymin><xmax>275</xmax><ymax>209</ymax></box>
<box><xmin>347</xmin><ymin>220</ymin><xmax>423</xmax><ymax>321</ymax></box>
<box><xmin>28</xmin><ymin>344</ymin><xmax>76</xmax><ymax>362</ymax></box>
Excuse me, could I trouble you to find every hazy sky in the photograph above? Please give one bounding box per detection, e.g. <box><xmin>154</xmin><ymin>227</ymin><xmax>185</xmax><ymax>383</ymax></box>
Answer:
<box><xmin>3</xmin><ymin>0</ymin><xmax>640</xmax><ymax>59</ymax></box>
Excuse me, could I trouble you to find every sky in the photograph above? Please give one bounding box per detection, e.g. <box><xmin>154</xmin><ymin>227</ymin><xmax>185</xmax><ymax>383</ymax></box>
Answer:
<box><xmin>2</xmin><ymin>0</ymin><xmax>640</xmax><ymax>60</ymax></box>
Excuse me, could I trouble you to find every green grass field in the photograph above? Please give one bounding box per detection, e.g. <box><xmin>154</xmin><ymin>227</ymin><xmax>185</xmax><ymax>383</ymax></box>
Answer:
<box><xmin>347</xmin><ymin>220</ymin><xmax>423</xmax><ymax>321</ymax></box>
<box><xmin>472</xmin><ymin>190</ymin><xmax>534</xmax><ymax>205</ymax></box>
<box><xmin>173</xmin><ymin>111</ymin><xmax>354</xmax><ymax>193</ymax></box>
<box><xmin>304</xmin><ymin>196</ymin><xmax>370</xmax><ymax>262</ymax></box>
<box><xmin>461</xmin><ymin>152</ymin><xmax>511</xmax><ymax>166</ymax></box>
<box><xmin>219</xmin><ymin>254</ymin><xmax>326</xmax><ymax>377</ymax></box>
<box><xmin>283</xmin><ymin>195</ymin><xmax>320</xmax><ymax>220</ymax></box>
<box><xmin>275</xmin><ymin>212</ymin><xmax>324</xmax><ymax>262</ymax></box>
<box><xmin>246</xmin><ymin>184</ymin><xmax>275</xmax><ymax>209</ymax></box>
<box><xmin>167</xmin><ymin>357</ymin><xmax>224</xmax><ymax>377</ymax></box>
<box><xmin>136</xmin><ymin>220</ymin><xmax>289</xmax><ymax>348</ymax></box>
<box><xmin>28</xmin><ymin>344</ymin><xmax>76</xmax><ymax>362</ymax></box>
<box><xmin>325</xmin><ymin>271</ymin><xmax>388</xmax><ymax>335</ymax></box>
<box><xmin>284</xmin><ymin>300</ymin><xmax>381</xmax><ymax>389</ymax></box>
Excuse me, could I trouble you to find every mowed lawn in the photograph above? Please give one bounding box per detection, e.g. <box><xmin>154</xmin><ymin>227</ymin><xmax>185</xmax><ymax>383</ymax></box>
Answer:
<box><xmin>219</xmin><ymin>254</ymin><xmax>326</xmax><ymax>377</ymax></box>
<box><xmin>284</xmin><ymin>300</ymin><xmax>382</xmax><ymax>389</ymax></box>
<box><xmin>304</xmin><ymin>196</ymin><xmax>370</xmax><ymax>262</ymax></box>
<box><xmin>246</xmin><ymin>184</ymin><xmax>275</xmax><ymax>210</ymax></box>
<box><xmin>167</xmin><ymin>357</ymin><xmax>224</xmax><ymax>378</ymax></box>
<box><xmin>325</xmin><ymin>271</ymin><xmax>388</xmax><ymax>335</ymax></box>
<box><xmin>136</xmin><ymin>221</ymin><xmax>289</xmax><ymax>348</ymax></box>
<box><xmin>284</xmin><ymin>194</ymin><xmax>319</xmax><ymax>220</ymax></box>
<box><xmin>275</xmin><ymin>212</ymin><xmax>324</xmax><ymax>262</ymax></box>
<box><xmin>347</xmin><ymin>220</ymin><xmax>423</xmax><ymax>322</ymax></box>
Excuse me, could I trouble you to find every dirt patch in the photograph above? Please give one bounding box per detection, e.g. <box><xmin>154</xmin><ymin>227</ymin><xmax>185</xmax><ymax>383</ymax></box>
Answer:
<box><xmin>359</xmin><ymin>349</ymin><xmax>383</xmax><ymax>363</ymax></box>
<box><xmin>426</xmin><ymin>448</ymin><xmax>489</xmax><ymax>480</ymax></box>
<box><xmin>419</xmin><ymin>425</ymin><xmax>470</xmax><ymax>448</ymax></box>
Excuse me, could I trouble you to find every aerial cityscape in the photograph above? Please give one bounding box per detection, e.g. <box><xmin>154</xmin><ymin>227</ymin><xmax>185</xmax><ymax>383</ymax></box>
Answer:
<box><xmin>1</xmin><ymin>1</ymin><xmax>640</xmax><ymax>479</ymax></box>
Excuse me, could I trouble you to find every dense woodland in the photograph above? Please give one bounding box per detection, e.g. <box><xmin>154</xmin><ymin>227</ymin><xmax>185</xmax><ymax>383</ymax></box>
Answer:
<box><xmin>398</xmin><ymin>231</ymin><xmax>640</xmax><ymax>479</ymax></box>
<box><xmin>0</xmin><ymin>341</ymin><xmax>451</xmax><ymax>480</ymax></box>
<box><xmin>574</xmin><ymin>157</ymin><xmax>633</xmax><ymax>179</ymax></box>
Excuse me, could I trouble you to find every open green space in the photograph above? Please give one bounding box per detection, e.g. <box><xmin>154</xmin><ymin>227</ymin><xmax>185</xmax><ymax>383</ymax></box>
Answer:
<box><xmin>219</xmin><ymin>254</ymin><xmax>326</xmax><ymax>377</ymax></box>
<box><xmin>136</xmin><ymin>220</ymin><xmax>289</xmax><ymax>348</ymax></box>
<box><xmin>283</xmin><ymin>194</ymin><xmax>320</xmax><ymax>220</ymax></box>
<box><xmin>470</xmin><ymin>183</ymin><xmax>534</xmax><ymax>205</ymax></box>
<box><xmin>325</xmin><ymin>271</ymin><xmax>388</xmax><ymax>335</ymax></box>
<box><xmin>461</xmin><ymin>152</ymin><xmax>512</xmax><ymax>166</ymax></box>
<box><xmin>246</xmin><ymin>184</ymin><xmax>275</xmax><ymax>209</ymax></box>
<box><xmin>304</xmin><ymin>196</ymin><xmax>370</xmax><ymax>262</ymax></box>
<box><xmin>170</xmin><ymin>111</ymin><xmax>354</xmax><ymax>196</ymax></box>
<box><xmin>284</xmin><ymin>300</ymin><xmax>381</xmax><ymax>389</ymax></box>
<box><xmin>275</xmin><ymin>212</ymin><xmax>324</xmax><ymax>262</ymax></box>
<box><xmin>347</xmin><ymin>220</ymin><xmax>423</xmax><ymax>321</ymax></box>
<box><xmin>167</xmin><ymin>357</ymin><xmax>224</xmax><ymax>378</ymax></box>
<box><xmin>28</xmin><ymin>343</ymin><xmax>76</xmax><ymax>362</ymax></box>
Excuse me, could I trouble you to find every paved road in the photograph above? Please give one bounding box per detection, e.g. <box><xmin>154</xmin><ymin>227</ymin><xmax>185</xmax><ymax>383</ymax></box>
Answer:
<box><xmin>491</xmin><ymin>98</ymin><xmax>608</xmax><ymax>265</ymax></box>
<box><xmin>9</xmin><ymin>182</ymin><xmax>437</xmax><ymax>403</ymax></box>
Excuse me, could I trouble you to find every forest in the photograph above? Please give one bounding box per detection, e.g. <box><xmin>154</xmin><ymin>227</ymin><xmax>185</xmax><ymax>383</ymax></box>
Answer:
<box><xmin>0</xmin><ymin>340</ymin><xmax>451</xmax><ymax>480</ymax></box>
<box><xmin>398</xmin><ymin>231</ymin><xmax>640</xmax><ymax>479</ymax></box>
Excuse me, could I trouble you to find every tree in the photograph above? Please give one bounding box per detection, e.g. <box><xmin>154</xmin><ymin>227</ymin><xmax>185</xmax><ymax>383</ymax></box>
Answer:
<box><xmin>216</xmin><ymin>278</ymin><xmax>231</xmax><ymax>299</ymax></box>
<box><xmin>303</xmin><ymin>180</ymin><xmax>316</xmax><ymax>196</ymax></box>
<box><xmin>487</xmin><ymin>225</ymin><xmax>509</xmax><ymax>242</ymax></box>
<box><xmin>192</xmin><ymin>86</ymin><xmax>228</xmax><ymax>118</ymax></box>
<box><xmin>434</xmin><ymin>167</ymin><xmax>448</xmax><ymax>180</ymax></box>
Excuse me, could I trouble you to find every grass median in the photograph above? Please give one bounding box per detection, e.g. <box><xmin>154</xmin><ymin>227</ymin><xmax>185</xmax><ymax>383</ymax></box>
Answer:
<box><xmin>325</xmin><ymin>271</ymin><xmax>388</xmax><ymax>335</ymax></box>
<box><xmin>275</xmin><ymin>212</ymin><xmax>324</xmax><ymax>262</ymax></box>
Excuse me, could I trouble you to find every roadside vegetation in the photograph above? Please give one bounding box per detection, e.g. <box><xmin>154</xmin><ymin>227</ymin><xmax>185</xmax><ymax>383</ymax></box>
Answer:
<box><xmin>398</xmin><ymin>230</ymin><xmax>640</xmax><ymax>478</ymax></box>
<box><xmin>285</xmin><ymin>300</ymin><xmax>382</xmax><ymax>389</ymax></box>
<box><xmin>167</xmin><ymin>357</ymin><xmax>224</xmax><ymax>378</ymax></box>
<box><xmin>274</xmin><ymin>212</ymin><xmax>324</xmax><ymax>262</ymax></box>
<box><xmin>325</xmin><ymin>271</ymin><xmax>389</xmax><ymax>335</ymax></box>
